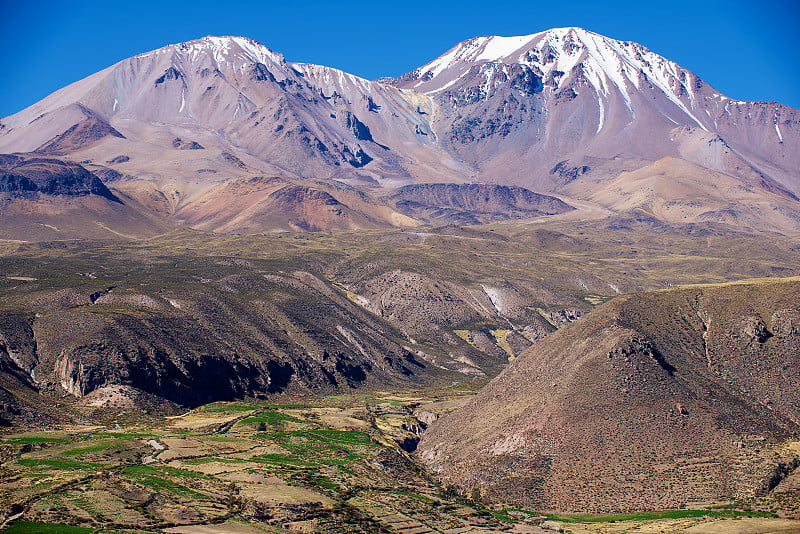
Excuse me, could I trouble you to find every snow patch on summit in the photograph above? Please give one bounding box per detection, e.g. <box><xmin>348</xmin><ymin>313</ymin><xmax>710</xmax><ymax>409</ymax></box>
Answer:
<box><xmin>411</xmin><ymin>27</ymin><xmax>715</xmax><ymax>129</ymax></box>
<box><xmin>476</xmin><ymin>34</ymin><xmax>537</xmax><ymax>62</ymax></box>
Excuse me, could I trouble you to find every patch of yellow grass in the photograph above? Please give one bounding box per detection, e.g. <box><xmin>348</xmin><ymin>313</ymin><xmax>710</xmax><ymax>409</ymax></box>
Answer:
<box><xmin>454</xmin><ymin>329</ymin><xmax>485</xmax><ymax>352</ymax></box>
<box><xmin>490</xmin><ymin>329</ymin><xmax>515</xmax><ymax>360</ymax></box>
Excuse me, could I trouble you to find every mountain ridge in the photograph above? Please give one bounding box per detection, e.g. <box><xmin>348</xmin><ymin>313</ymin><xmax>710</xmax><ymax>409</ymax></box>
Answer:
<box><xmin>0</xmin><ymin>29</ymin><xmax>797</xmax><ymax>238</ymax></box>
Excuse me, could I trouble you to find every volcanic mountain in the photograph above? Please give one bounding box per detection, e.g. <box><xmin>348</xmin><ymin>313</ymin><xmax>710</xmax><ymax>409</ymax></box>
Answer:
<box><xmin>392</xmin><ymin>28</ymin><xmax>799</xmax><ymax>195</ymax></box>
<box><xmin>417</xmin><ymin>278</ymin><xmax>800</xmax><ymax>512</ymax></box>
<box><xmin>0</xmin><ymin>29</ymin><xmax>797</xmax><ymax>237</ymax></box>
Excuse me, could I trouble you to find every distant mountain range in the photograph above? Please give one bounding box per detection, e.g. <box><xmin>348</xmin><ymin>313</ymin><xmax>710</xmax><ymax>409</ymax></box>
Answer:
<box><xmin>0</xmin><ymin>28</ymin><xmax>798</xmax><ymax>239</ymax></box>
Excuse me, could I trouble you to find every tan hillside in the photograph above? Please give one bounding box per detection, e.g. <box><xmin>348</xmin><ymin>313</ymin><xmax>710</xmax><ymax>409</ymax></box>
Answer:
<box><xmin>588</xmin><ymin>157</ymin><xmax>800</xmax><ymax>236</ymax></box>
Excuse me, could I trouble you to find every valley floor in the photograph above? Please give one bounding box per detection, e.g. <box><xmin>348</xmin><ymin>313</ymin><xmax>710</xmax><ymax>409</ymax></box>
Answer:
<box><xmin>1</xmin><ymin>389</ymin><xmax>797</xmax><ymax>534</ymax></box>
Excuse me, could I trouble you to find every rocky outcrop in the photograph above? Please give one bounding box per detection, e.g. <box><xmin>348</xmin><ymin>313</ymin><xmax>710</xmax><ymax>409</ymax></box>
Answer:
<box><xmin>386</xmin><ymin>183</ymin><xmax>572</xmax><ymax>224</ymax></box>
<box><xmin>0</xmin><ymin>32</ymin><xmax>797</xmax><ymax>237</ymax></box>
<box><xmin>172</xmin><ymin>138</ymin><xmax>205</xmax><ymax>150</ymax></box>
<box><xmin>0</xmin><ymin>156</ymin><xmax>121</xmax><ymax>203</ymax></box>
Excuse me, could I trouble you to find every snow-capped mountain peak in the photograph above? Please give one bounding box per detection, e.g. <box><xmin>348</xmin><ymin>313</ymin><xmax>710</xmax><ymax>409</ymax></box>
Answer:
<box><xmin>405</xmin><ymin>27</ymin><xmax>705</xmax><ymax>110</ymax></box>
<box><xmin>135</xmin><ymin>35</ymin><xmax>287</xmax><ymax>69</ymax></box>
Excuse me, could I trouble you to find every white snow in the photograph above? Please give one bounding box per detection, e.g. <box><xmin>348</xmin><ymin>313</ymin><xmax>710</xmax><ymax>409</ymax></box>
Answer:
<box><xmin>427</xmin><ymin>76</ymin><xmax>459</xmax><ymax>94</ymax></box>
<box><xmin>578</xmin><ymin>31</ymin><xmax>633</xmax><ymax>110</ymax></box>
<box><xmin>412</xmin><ymin>26</ymin><xmax>717</xmax><ymax>131</ymax></box>
<box><xmin>476</xmin><ymin>35</ymin><xmax>537</xmax><ymax>62</ymax></box>
<box><xmin>775</xmin><ymin>123</ymin><xmax>783</xmax><ymax>142</ymax></box>
<box><xmin>179</xmin><ymin>89</ymin><xmax>185</xmax><ymax>112</ymax></box>
<box><xmin>596</xmin><ymin>95</ymin><xmax>605</xmax><ymax>133</ymax></box>
<box><xmin>293</xmin><ymin>63</ymin><xmax>373</xmax><ymax>95</ymax></box>
<box><xmin>113</xmin><ymin>98</ymin><xmax>118</xmax><ymax>111</ymax></box>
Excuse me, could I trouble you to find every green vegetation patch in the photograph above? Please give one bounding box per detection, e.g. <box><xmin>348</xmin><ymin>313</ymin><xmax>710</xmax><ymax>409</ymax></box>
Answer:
<box><xmin>61</xmin><ymin>438</ymin><xmax>130</xmax><ymax>456</ymax></box>
<box><xmin>252</xmin><ymin>429</ymin><xmax>373</xmax><ymax>469</ymax></box>
<box><xmin>241</xmin><ymin>411</ymin><xmax>300</xmax><ymax>427</ymax></box>
<box><xmin>182</xmin><ymin>456</ymin><xmax>249</xmax><ymax>465</ymax></box>
<box><xmin>121</xmin><ymin>469</ymin><xmax>210</xmax><ymax>500</ymax></box>
<box><xmin>251</xmin><ymin>453</ymin><xmax>318</xmax><ymax>468</ymax></box>
<box><xmin>16</xmin><ymin>458</ymin><xmax>102</xmax><ymax>470</ymax></box>
<box><xmin>3</xmin><ymin>521</ymin><xmax>94</xmax><ymax>533</ymax></box>
<box><xmin>200</xmin><ymin>402</ymin><xmax>262</xmax><ymax>413</ymax></box>
<box><xmin>123</xmin><ymin>465</ymin><xmax>210</xmax><ymax>479</ymax></box>
<box><xmin>295</xmin><ymin>429</ymin><xmax>373</xmax><ymax>445</ymax></box>
<box><xmin>2</xmin><ymin>437</ymin><xmax>68</xmax><ymax>445</ymax></box>
<box><xmin>395</xmin><ymin>491</ymin><xmax>435</xmax><ymax>502</ymax></box>
<box><xmin>538</xmin><ymin>509</ymin><xmax>777</xmax><ymax>523</ymax></box>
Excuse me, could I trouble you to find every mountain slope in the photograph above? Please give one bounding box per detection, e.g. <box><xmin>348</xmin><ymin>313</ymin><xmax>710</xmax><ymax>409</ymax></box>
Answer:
<box><xmin>588</xmin><ymin>157</ymin><xmax>800</xmax><ymax>236</ymax></box>
<box><xmin>418</xmin><ymin>278</ymin><xmax>800</xmax><ymax>512</ymax></box>
<box><xmin>0</xmin><ymin>156</ymin><xmax>172</xmax><ymax>240</ymax></box>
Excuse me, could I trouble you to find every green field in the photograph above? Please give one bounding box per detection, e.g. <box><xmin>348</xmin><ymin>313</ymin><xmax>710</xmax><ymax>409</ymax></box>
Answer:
<box><xmin>1</xmin><ymin>393</ymin><xmax>795</xmax><ymax>533</ymax></box>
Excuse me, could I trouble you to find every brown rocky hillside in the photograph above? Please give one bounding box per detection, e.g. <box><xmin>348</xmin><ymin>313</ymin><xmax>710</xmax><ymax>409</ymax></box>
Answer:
<box><xmin>418</xmin><ymin>277</ymin><xmax>800</xmax><ymax>512</ymax></box>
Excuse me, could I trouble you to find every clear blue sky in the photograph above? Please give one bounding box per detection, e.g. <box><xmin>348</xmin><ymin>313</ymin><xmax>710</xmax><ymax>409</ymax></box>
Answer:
<box><xmin>1</xmin><ymin>0</ymin><xmax>798</xmax><ymax>117</ymax></box>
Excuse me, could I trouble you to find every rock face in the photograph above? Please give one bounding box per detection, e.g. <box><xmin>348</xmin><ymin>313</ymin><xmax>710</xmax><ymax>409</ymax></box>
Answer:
<box><xmin>0</xmin><ymin>157</ymin><xmax>119</xmax><ymax>202</ymax></box>
<box><xmin>35</xmin><ymin>115</ymin><xmax>125</xmax><ymax>155</ymax></box>
<box><xmin>386</xmin><ymin>183</ymin><xmax>573</xmax><ymax>225</ymax></box>
<box><xmin>0</xmin><ymin>155</ymin><xmax>173</xmax><ymax>241</ymax></box>
<box><xmin>0</xmin><ymin>270</ymin><xmax>430</xmax><ymax>407</ymax></box>
<box><xmin>418</xmin><ymin>278</ymin><xmax>800</xmax><ymax>512</ymax></box>
<box><xmin>0</xmin><ymin>36</ymin><xmax>445</xmax><ymax>188</ymax></box>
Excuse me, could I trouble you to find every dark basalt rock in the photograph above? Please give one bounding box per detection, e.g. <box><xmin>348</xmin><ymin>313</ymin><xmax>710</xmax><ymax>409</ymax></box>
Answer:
<box><xmin>172</xmin><ymin>138</ymin><xmax>205</xmax><ymax>150</ymax></box>
<box><xmin>0</xmin><ymin>154</ymin><xmax>24</xmax><ymax>170</ymax></box>
<box><xmin>346</xmin><ymin>147</ymin><xmax>372</xmax><ymax>168</ymax></box>
<box><xmin>367</xmin><ymin>96</ymin><xmax>380</xmax><ymax>112</ymax></box>
<box><xmin>154</xmin><ymin>66</ymin><xmax>183</xmax><ymax>86</ymax></box>
<box><xmin>388</xmin><ymin>183</ymin><xmax>572</xmax><ymax>224</ymax></box>
<box><xmin>554</xmin><ymin>87</ymin><xmax>578</xmax><ymax>103</ymax></box>
<box><xmin>271</xmin><ymin>185</ymin><xmax>340</xmax><ymax>206</ymax></box>
<box><xmin>339</xmin><ymin>112</ymin><xmax>374</xmax><ymax>142</ymax></box>
<box><xmin>250</xmin><ymin>62</ymin><xmax>276</xmax><ymax>82</ymax></box>
<box><xmin>221</xmin><ymin>151</ymin><xmax>248</xmax><ymax>169</ymax></box>
<box><xmin>0</xmin><ymin>156</ymin><xmax>121</xmax><ymax>203</ymax></box>
<box><xmin>0</xmin><ymin>172</ymin><xmax>37</xmax><ymax>194</ymax></box>
<box><xmin>550</xmin><ymin>160</ymin><xmax>590</xmax><ymax>182</ymax></box>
